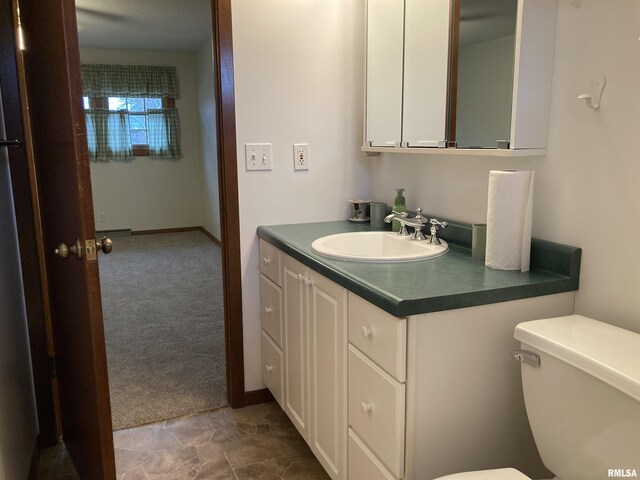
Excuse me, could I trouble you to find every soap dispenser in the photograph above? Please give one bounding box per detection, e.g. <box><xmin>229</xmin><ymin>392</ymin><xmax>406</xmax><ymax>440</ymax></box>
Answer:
<box><xmin>392</xmin><ymin>188</ymin><xmax>406</xmax><ymax>232</ymax></box>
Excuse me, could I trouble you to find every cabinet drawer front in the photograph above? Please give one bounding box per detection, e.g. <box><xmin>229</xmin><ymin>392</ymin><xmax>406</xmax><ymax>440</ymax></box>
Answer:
<box><xmin>259</xmin><ymin>239</ymin><xmax>281</xmax><ymax>285</ymax></box>
<box><xmin>348</xmin><ymin>293</ymin><xmax>406</xmax><ymax>381</ymax></box>
<box><xmin>260</xmin><ymin>274</ymin><xmax>282</xmax><ymax>347</ymax></box>
<box><xmin>348</xmin><ymin>345</ymin><xmax>405</xmax><ymax>478</ymax></box>
<box><xmin>261</xmin><ymin>330</ymin><xmax>283</xmax><ymax>407</ymax></box>
<box><xmin>348</xmin><ymin>428</ymin><xmax>398</xmax><ymax>480</ymax></box>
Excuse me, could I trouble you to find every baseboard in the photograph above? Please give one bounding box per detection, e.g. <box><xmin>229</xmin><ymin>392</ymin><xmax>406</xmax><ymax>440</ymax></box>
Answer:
<box><xmin>132</xmin><ymin>226</ymin><xmax>201</xmax><ymax>236</ymax></box>
<box><xmin>244</xmin><ymin>388</ymin><xmax>274</xmax><ymax>406</ymax></box>
<box><xmin>129</xmin><ymin>226</ymin><xmax>222</xmax><ymax>246</ymax></box>
<box><xmin>96</xmin><ymin>228</ymin><xmax>132</xmax><ymax>237</ymax></box>
<box><xmin>199</xmin><ymin>227</ymin><xmax>222</xmax><ymax>246</ymax></box>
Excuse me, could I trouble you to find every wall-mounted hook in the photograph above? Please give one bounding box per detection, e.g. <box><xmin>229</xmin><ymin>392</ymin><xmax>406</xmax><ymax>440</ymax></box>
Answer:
<box><xmin>577</xmin><ymin>75</ymin><xmax>606</xmax><ymax>110</ymax></box>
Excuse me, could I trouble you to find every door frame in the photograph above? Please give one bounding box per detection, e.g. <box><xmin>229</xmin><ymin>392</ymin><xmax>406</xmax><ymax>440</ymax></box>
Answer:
<box><xmin>211</xmin><ymin>0</ymin><xmax>246</xmax><ymax>409</ymax></box>
<box><xmin>4</xmin><ymin>0</ymin><xmax>246</xmax><ymax>447</ymax></box>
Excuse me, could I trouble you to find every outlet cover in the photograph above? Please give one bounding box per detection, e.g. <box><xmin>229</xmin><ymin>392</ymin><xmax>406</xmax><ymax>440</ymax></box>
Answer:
<box><xmin>293</xmin><ymin>143</ymin><xmax>309</xmax><ymax>171</ymax></box>
<box><xmin>245</xmin><ymin>143</ymin><xmax>272</xmax><ymax>171</ymax></box>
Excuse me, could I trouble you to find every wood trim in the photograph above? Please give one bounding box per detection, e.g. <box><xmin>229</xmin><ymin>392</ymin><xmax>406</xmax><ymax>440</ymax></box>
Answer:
<box><xmin>132</xmin><ymin>145</ymin><xmax>150</xmax><ymax>156</ymax></box>
<box><xmin>131</xmin><ymin>226</ymin><xmax>202</xmax><ymax>236</ymax></box>
<box><xmin>130</xmin><ymin>226</ymin><xmax>222</xmax><ymax>247</ymax></box>
<box><xmin>212</xmin><ymin>0</ymin><xmax>246</xmax><ymax>408</ymax></box>
<box><xmin>199</xmin><ymin>227</ymin><xmax>222</xmax><ymax>247</ymax></box>
<box><xmin>446</xmin><ymin>0</ymin><xmax>460</xmax><ymax>146</ymax></box>
<box><xmin>244</xmin><ymin>388</ymin><xmax>275</xmax><ymax>406</ymax></box>
<box><xmin>0</xmin><ymin>0</ymin><xmax>60</xmax><ymax>447</ymax></box>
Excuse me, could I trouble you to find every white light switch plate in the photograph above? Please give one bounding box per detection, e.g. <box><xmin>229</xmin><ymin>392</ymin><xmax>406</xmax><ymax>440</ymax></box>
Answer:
<box><xmin>245</xmin><ymin>143</ymin><xmax>272</xmax><ymax>171</ymax></box>
<box><xmin>293</xmin><ymin>143</ymin><xmax>309</xmax><ymax>171</ymax></box>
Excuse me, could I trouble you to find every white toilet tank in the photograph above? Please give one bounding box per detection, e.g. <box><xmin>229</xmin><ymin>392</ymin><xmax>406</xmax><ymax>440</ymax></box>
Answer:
<box><xmin>514</xmin><ymin>315</ymin><xmax>640</xmax><ymax>480</ymax></box>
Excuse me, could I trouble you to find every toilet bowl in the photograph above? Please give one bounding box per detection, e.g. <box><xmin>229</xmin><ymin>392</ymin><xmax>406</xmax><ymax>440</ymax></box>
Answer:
<box><xmin>435</xmin><ymin>467</ymin><xmax>531</xmax><ymax>480</ymax></box>
<box><xmin>435</xmin><ymin>315</ymin><xmax>640</xmax><ymax>480</ymax></box>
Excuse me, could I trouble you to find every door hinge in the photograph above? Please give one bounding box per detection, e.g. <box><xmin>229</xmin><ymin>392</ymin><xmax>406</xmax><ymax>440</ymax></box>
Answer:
<box><xmin>48</xmin><ymin>356</ymin><xmax>57</xmax><ymax>378</ymax></box>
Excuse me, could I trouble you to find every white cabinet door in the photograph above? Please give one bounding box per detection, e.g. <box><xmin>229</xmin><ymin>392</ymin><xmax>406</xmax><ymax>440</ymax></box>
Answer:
<box><xmin>308</xmin><ymin>271</ymin><xmax>348</xmax><ymax>480</ymax></box>
<box><xmin>283</xmin><ymin>255</ymin><xmax>309</xmax><ymax>439</ymax></box>
<box><xmin>402</xmin><ymin>0</ymin><xmax>450</xmax><ymax>147</ymax></box>
<box><xmin>366</xmin><ymin>0</ymin><xmax>404</xmax><ymax>147</ymax></box>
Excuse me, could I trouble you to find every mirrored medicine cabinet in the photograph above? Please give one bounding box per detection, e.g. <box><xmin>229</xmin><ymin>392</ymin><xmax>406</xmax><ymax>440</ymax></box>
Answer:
<box><xmin>364</xmin><ymin>0</ymin><xmax>558</xmax><ymax>156</ymax></box>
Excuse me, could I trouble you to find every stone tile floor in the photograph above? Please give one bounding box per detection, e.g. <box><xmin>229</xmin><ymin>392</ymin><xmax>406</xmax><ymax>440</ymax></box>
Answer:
<box><xmin>37</xmin><ymin>402</ymin><xmax>329</xmax><ymax>480</ymax></box>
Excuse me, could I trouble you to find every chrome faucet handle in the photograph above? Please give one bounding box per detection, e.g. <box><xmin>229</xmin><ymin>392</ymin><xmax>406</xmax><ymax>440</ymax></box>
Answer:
<box><xmin>427</xmin><ymin>218</ymin><xmax>448</xmax><ymax>245</ymax></box>
<box><xmin>411</xmin><ymin>208</ymin><xmax>427</xmax><ymax>240</ymax></box>
<box><xmin>384</xmin><ymin>210</ymin><xmax>409</xmax><ymax>223</ymax></box>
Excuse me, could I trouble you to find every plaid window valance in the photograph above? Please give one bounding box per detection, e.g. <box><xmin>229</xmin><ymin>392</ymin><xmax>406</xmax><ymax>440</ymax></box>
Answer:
<box><xmin>81</xmin><ymin>64</ymin><xmax>180</xmax><ymax>99</ymax></box>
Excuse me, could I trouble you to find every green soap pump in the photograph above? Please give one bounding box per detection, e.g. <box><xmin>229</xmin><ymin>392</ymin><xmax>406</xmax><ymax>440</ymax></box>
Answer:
<box><xmin>392</xmin><ymin>188</ymin><xmax>406</xmax><ymax>232</ymax></box>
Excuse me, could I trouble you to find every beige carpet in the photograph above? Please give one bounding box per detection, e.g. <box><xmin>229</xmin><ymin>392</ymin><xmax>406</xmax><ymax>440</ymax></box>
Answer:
<box><xmin>98</xmin><ymin>231</ymin><xmax>227</xmax><ymax>430</ymax></box>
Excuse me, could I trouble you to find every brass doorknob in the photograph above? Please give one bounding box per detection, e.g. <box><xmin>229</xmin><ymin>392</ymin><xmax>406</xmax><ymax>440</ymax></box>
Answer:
<box><xmin>54</xmin><ymin>237</ymin><xmax>112</xmax><ymax>259</ymax></box>
<box><xmin>97</xmin><ymin>237</ymin><xmax>113</xmax><ymax>254</ymax></box>
<box><xmin>54</xmin><ymin>238</ymin><xmax>82</xmax><ymax>259</ymax></box>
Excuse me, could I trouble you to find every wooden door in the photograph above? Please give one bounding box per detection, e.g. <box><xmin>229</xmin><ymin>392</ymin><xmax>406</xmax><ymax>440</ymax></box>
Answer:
<box><xmin>6</xmin><ymin>0</ymin><xmax>116</xmax><ymax>477</ymax></box>
<box><xmin>308</xmin><ymin>272</ymin><xmax>347</xmax><ymax>480</ymax></box>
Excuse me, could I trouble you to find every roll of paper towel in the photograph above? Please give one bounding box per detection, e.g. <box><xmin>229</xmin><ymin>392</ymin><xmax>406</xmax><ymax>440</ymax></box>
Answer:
<box><xmin>485</xmin><ymin>170</ymin><xmax>534</xmax><ymax>272</ymax></box>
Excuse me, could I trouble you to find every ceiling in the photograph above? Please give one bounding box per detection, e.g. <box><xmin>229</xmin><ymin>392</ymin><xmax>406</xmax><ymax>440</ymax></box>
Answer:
<box><xmin>76</xmin><ymin>0</ymin><xmax>212</xmax><ymax>51</ymax></box>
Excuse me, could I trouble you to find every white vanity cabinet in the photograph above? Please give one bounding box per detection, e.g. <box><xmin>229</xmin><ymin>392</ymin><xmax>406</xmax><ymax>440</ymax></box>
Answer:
<box><xmin>260</xmin><ymin>240</ymin><xmax>347</xmax><ymax>480</ymax></box>
<box><xmin>347</xmin><ymin>294</ymin><xmax>407</xmax><ymax>479</ymax></box>
<box><xmin>259</xmin><ymin>240</ymin><xmax>284</xmax><ymax>406</ymax></box>
<box><xmin>259</xmin><ymin>240</ymin><xmax>575</xmax><ymax>479</ymax></box>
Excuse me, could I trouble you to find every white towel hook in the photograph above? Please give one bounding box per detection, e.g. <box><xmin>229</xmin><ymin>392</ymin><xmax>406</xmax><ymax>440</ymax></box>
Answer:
<box><xmin>577</xmin><ymin>75</ymin><xmax>606</xmax><ymax>110</ymax></box>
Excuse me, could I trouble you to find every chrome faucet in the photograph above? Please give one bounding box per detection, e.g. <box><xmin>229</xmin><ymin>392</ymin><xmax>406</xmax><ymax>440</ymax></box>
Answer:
<box><xmin>427</xmin><ymin>218</ymin><xmax>448</xmax><ymax>245</ymax></box>
<box><xmin>384</xmin><ymin>210</ymin><xmax>410</xmax><ymax>236</ymax></box>
<box><xmin>384</xmin><ymin>208</ymin><xmax>430</xmax><ymax>239</ymax></box>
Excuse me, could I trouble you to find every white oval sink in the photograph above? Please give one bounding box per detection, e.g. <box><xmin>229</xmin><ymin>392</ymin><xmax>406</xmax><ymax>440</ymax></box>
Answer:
<box><xmin>311</xmin><ymin>231</ymin><xmax>448</xmax><ymax>263</ymax></box>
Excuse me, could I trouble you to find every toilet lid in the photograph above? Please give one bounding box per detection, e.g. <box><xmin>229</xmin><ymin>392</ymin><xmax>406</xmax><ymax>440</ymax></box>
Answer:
<box><xmin>433</xmin><ymin>468</ymin><xmax>532</xmax><ymax>480</ymax></box>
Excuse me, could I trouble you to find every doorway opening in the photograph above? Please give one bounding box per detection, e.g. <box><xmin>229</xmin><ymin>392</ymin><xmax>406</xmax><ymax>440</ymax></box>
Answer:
<box><xmin>75</xmin><ymin>0</ymin><xmax>228</xmax><ymax>430</ymax></box>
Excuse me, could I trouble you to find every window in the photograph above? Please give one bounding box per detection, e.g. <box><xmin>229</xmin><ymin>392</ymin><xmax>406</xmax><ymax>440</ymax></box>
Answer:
<box><xmin>80</xmin><ymin>64</ymin><xmax>182</xmax><ymax>161</ymax></box>
<box><xmin>82</xmin><ymin>95</ymin><xmax>175</xmax><ymax>157</ymax></box>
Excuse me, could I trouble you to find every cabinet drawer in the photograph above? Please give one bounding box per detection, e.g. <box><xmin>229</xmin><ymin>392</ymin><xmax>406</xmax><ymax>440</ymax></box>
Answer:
<box><xmin>260</xmin><ymin>274</ymin><xmax>282</xmax><ymax>347</ymax></box>
<box><xmin>259</xmin><ymin>239</ymin><xmax>281</xmax><ymax>285</ymax></box>
<box><xmin>348</xmin><ymin>293</ymin><xmax>406</xmax><ymax>381</ymax></box>
<box><xmin>348</xmin><ymin>345</ymin><xmax>405</xmax><ymax>478</ymax></box>
<box><xmin>348</xmin><ymin>428</ymin><xmax>398</xmax><ymax>480</ymax></box>
<box><xmin>261</xmin><ymin>330</ymin><xmax>284</xmax><ymax>407</ymax></box>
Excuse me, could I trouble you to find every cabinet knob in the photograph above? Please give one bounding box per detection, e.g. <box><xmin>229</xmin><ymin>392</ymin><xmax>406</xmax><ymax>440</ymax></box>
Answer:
<box><xmin>264</xmin><ymin>306</ymin><xmax>273</xmax><ymax>315</ymax></box>
<box><xmin>360</xmin><ymin>402</ymin><xmax>372</xmax><ymax>415</ymax></box>
<box><xmin>263</xmin><ymin>256</ymin><xmax>271</xmax><ymax>265</ymax></box>
<box><xmin>298</xmin><ymin>273</ymin><xmax>304</xmax><ymax>283</ymax></box>
<box><xmin>361</xmin><ymin>326</ymin><xmax>373</xmax><ymax>338</ymax></box>
<box><xmin>266</xmin><ymin>364</ymin><xmax>273</xmax><ymax>373</ymax></box>
<box><xmin>303</xmin><ymin>276</ymin><xmax>313</xmax><ymax>288</ymax></box>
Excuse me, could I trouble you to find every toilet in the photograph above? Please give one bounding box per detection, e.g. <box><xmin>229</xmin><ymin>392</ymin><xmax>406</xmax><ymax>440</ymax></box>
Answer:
<box><xmin>435</xmin><ymin>314</ymin><xmax>640</xmax><ymax>480</ymax></box>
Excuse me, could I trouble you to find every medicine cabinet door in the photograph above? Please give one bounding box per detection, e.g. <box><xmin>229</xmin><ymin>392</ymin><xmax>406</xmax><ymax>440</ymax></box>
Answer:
<box><xmin>402</xmin><ymin>0</ymin><xmax>451</xmax><ymax>147</ymax></box>
<box><xmin>365</xmin><ymin>0</ymin><xmax>404</xmax><ymax>147</ymax></box>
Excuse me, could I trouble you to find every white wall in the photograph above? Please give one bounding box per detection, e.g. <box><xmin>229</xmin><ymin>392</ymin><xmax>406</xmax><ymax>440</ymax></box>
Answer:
<box><xmin>196</xmin><ymin>38</ymin><xmax>221</xmax><ymax>240</ymax></box>
<box><xmin>232</xmin><ymin>0</ymin><xmax>371</xmax><ymax>390</ymax></box>
<box><xmin>0</xmin><ymin>96</ymin><xmax>38</xmax><ymax>479</ymax></box>
<box><xmin>456</xmin><ymin>35</ymin><xmax>515</xmax><ymax>148</ymax></box>
<box><xmin>80</xmin><ymin>48</ymin><xmax>203</xmax><ymax>231</ymax></box>
<box><xmin>370</xmin><ymin>0</ymin><xmax>640</xmax><ymax>333</ymax></box>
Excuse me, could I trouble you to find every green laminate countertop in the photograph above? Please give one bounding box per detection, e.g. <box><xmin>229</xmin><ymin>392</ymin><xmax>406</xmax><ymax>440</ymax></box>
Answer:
<box><xmin>257</xmin><ymin>221</ymin><xmax>581</xmax><ymax>318</ymax></box>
